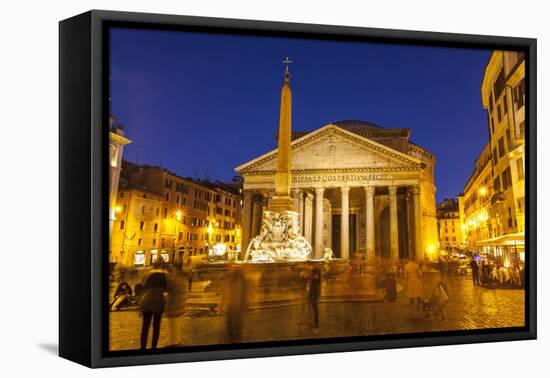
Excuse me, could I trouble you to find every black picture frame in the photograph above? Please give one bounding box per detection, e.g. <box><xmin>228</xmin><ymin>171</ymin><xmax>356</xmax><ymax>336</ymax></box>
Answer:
<box><xmin>59</xmin><ymin>9</ymin><xmax>537</xmax><ymax>368</ymax></box>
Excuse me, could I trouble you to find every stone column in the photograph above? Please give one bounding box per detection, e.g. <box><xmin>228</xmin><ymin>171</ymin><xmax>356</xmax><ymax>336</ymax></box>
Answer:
<box><xmin>298</xmin><ymin>190</ymin><xmax>305</xmax><ymax>231</ymax></box>
<box><xmin>241</xmin><ymin>190</ymin><xmax>253</xmax><ymax>251</ymax></box>
<box><xmin>304</xmin><ymin>192</ymin><xmax>313</xmax><ymax>243</ymax></box>
<box><xmin>412</xmin><ymin>185</ymin><xmax>424</xmax><ymax>260</ymax></box>
<box><xmin>389</xmin><ymin>185</ymin><xmax>399</xmax><ymax>262</ymax></box>
<box><xmin>364</xmin><ymin>186</ymin><xmax>375</xmax><ymax>262</ymax></box>
<box><xmin>266</xmin><ymin>189</ymin><xmax>275</xmax><ymax>209</ymax></box>
<box><xmin>340</xmin><ymin>187</ymin><xmax>350</xmax><ymax>260</ymax></box>
<box><xmin>314</xmin><ymin>187</ymin><xmax>325</xmax><ymax>258</ymax></box>
<box><xmin>291</xmin><ymin>189</ymin><xmax>303</xmax><ymax>234</ymax></box>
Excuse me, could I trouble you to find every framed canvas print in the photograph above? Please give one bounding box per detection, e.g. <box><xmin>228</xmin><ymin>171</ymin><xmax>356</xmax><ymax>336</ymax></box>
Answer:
<box><xmin>59</xmin><ymin>10</ymin><xmax>537</xmax><ymax>368</ymax></box>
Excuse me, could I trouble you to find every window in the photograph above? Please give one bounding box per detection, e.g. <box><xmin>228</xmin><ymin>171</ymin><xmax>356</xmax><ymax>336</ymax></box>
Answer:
<box><xmin>119</xmin><ymin>192</ymin><xmax>124</xmax><ymax>198</ymax></box>
<box><xmin>491</xmin><ymin>117</ymin><xmax>495</xmax><ymax>134</ymax></box>
<box><xmin>176</xmin><ymin>195</ymin><xmax>179</xmax><ymax>204</ymax></box>
<box><xmin>153</xmin><ymin>239</ymin><xmax>156</xmax><ymax>246</ymax></box>
<box><xmin>120</xmin><ymin>220</ymin><xmax>125</xmax><ymax>230</ymax></box>
<box><xmin>493</xmin><ymin>176</ymin><xmax>501</xmax><ymax>192</ymax></box>
<box><xmin>161</xmin><ymin>239</ymin><xmax>165</xmax><ymax>248</ymax></box>
<box><xmin>489</xmin><ymin>93</ymin><xmax>494</xmax><ymax>113</ymax></box>
<box><xmin>493</xmin><ymin>69</ymin><xmax>505</xmax><ymax>99</ymax></box>
<box><xmin>163</xmin><ymin>208</ymin><xmax>168</xmax><ymax>218</ymax></box>
<box><xmin>141</xmin><ymin>205</ymin><xmax>145</xmax><ymax>215</ymax></box>
<box><xmin>165</xmin><ymin>179</ymin><xmax>173</xmax><ymax>189</ymax></box>
<box><xmin>445</xmin><ymin>237</ymin><xmax>449</xmax><ymax>241</ymax></box>
<box><xmin>139</xmin><ymin>221</ymin><xmax>144</xmax><ymax>230</ymax></box>
<box><xmin>502</xmin><ymin>167</ymin><xmax>512</xmax><ymax>190</ymax></box>
<box><xmin>506</xmin><ymin>128</ymin><xmax>512</xmax><ymax>151</ymax></box>
<box><xmin>507</xmin><ymin>207</ymin><xmax>513</xmax><ymax>228</ymax></box>
<box><xmin>165</xmin><ymin>192</ymin><xmax>170</xmax><ymax>201</ymax></box>
<box><xmin>497</xmin><ymin>103</ymin><xmax>502</xmax><ymax>123</ymax></box>
<box><xmin>498</xmin><ymin>137</ymin><xmax>506</xmax><ymax>158</ymax></box>
<box><xmin>514</xmin><ymin>79</ymin><xmax>525</xmax><ymax>108</ymax></box>
<box><xmin>452</xmin><ymin>236</ymin><xmax>456</xmax><ymax>241</ymax></box>
<box><xmin>492</xmin><ymin>147</ymin><xmax>498</xmax><ymax>165</ymax></box>
<box><xmin>156</xmin><ymin>208</ymin><xmax>159</xmax><ymax>216</ymax></box>
<box><xmin>138</xmin><ymin>238</ymin><xmax>142</xmax><ymax>246</ymax></box>
<box><xmin>154</xmin><ymin>223</ymin><xmax>158</xmax><ymax>232</ymax></box>
<box><xmin>518</xmin><ymin>121</ymin><xmax>525</xmax><ymax>139</ymax></box>
<box><xmin>517</xmin><ymin>158</ymin><xmax>524</xmax><ymax>180</ymax></box>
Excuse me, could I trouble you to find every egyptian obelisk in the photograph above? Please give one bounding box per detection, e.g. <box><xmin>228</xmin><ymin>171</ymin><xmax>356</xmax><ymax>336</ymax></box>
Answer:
<box><xmin>242</xmin><ymin>58</ymin><xmax>312</xmax><ymax>262</ymax></box>
<box><xmin>269</xmin><ymin>57</ymin><xmax>295</xmax><ymax>212</ymax></box>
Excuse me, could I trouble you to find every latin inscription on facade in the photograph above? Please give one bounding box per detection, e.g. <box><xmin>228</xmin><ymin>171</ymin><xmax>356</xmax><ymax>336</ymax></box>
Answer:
<box><xmin>292</xmin><ymin>174</ymin><xmax>388</xmax><ymax>184</ymax></box>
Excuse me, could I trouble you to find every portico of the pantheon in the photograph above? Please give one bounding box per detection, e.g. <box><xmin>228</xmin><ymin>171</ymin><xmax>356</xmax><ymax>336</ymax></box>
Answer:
<box><xmin>235</xmin><ymin>120</ymin><xmax>438</xmax><ymax>262</ymax></box>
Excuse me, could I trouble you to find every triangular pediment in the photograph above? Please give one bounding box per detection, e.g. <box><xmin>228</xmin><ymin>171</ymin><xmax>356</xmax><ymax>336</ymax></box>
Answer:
<box><xmin>235</xmin><ymin>124</ymin><xmax>422</xmax><ymax>174</ymax></box>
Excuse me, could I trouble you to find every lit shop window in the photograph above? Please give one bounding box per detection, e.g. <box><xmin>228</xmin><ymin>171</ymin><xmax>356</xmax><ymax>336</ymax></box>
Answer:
<box><xmin>151</xmin><ymin>249</ymin><xmax>158</xmax><ymax>263</ymax></box>
<box><xmin>134</xmin><ymin>251</ymin><xmax>145</xmax><ymax>266</ymax></box>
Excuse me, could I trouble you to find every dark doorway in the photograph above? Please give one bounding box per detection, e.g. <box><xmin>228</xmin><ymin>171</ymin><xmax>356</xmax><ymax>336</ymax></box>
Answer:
<box><xmin>378</xmin><ymin>205</ymin><xmax>409</xmax><ymax>259</ymax></box>
<box><xmin>331</xmin><ymin>214</ymin><xmax>357</xmax><ymax>258</ymax></box>
<box><xmin>378</xmin><ymin>207</ymin><xmax>391</xmax><ymax>258</ymax></box>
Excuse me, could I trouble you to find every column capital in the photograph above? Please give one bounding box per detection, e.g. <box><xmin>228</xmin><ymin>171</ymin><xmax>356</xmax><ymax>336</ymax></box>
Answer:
<box><xmin>291</xmin><ymin>188</ymin><xmax>302</xmax><ymax>196</ymax></box>
<box><xmin>242</xmin><ymin>189</ymin><xmax>253</xmax><ymax>199</ymax></box>
<box><xmin>411</xmin><ymin>185</ymin><xmax>421</xmax><ymax>195</ymax></box>
<box><xmin>340</xmin><ymin>186</ymin><xmax>351</xmax><ymax>195</ymax></box>
<box><xmin>314</xmin><ymin>187</ymin><xmax>325</xmax><ymax>195</ymax></box>
<box><xmin>388</xmin><ymin>185</ymin><xmax>398</xmax><ymax>196</ymax></box>
<box><xmin>364</xmin><ymin>186</ymin><xmax>376</xmax><ymax>197</ymax></box>
<box><xmin>305</xmin><ymin>191</ymin><xmax>314</xmax><ymax>201</ymax></box>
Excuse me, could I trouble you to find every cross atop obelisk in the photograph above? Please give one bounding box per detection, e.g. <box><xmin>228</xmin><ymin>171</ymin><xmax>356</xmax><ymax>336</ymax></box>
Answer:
<box><xmin>283</xmin><ymin>56</ymin><xmax>293</xmax><ymax>75</ymax></box>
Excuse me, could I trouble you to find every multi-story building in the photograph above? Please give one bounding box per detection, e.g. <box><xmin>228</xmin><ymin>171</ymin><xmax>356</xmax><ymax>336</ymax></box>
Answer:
<box><xmin>111</xmin><ymin>161</ymin><xmax>242</xmax><ymax>268</ymax></box>
<box><xmin>462</xmin><ymin>144</ymin><xmax>493</xmax><ymax>251</ymax></box>
<box><xmin>108</xmin><ymin>116</ymin><xmax>131</xmax><ymax>237</ymax></box>
<box><xmin>436</xmin><ymin>198</ymin><xmax>463</xmax><ymax>250</ymax></box>
<box><xmin>110</xmin><ymin>183</ymin><xmax>163</xmax><ymax>268</ymax></box>
<box><xmin>459</xmin><ymin>50</ymin><xmax>526</xmax><ymax>266</ymax></box>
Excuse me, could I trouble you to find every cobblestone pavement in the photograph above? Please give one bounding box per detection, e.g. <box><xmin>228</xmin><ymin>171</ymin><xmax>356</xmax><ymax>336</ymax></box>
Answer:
<box><xmin>109</xmin><ymin>272</ymin><xmax>525</xmax><ymax>351</ymax></box>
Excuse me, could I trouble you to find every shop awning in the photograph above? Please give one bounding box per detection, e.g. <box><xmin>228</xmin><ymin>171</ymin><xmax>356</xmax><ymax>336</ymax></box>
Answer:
<box><xmin>476</xmin><ymin>232</ymin><xmax>525</xmax><ymax>247</ymax></box>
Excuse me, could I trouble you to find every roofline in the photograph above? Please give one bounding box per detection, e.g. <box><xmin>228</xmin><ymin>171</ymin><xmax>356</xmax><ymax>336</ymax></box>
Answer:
<box><xmin>235</xmin><ymin>123</ymin><xmax>422</xmax><ymax>173</ymax></box>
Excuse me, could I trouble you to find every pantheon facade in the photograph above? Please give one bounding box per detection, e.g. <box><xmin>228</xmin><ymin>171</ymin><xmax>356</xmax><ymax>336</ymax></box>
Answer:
<box><xmin>235</xmin><ymin>120</ymin><xmax>438</xmax><ymax>261</ymax></box>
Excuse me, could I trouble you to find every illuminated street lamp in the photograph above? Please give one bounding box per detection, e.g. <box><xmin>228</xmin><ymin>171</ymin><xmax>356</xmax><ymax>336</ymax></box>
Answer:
<box><xmin>479</xmin><ymin>186</ymin><xmax>488</xmax><ymax>197</ymax></box>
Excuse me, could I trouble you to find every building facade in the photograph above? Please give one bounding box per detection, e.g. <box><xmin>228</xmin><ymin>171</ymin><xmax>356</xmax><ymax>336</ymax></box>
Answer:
<box><xmin>236</xmin><ymin>120</ymin><xmax>439</xmax><ymax>262</ymax></box>
<box><xmin>436</xmin><ymin>198</ymin><xmax>463</xmax><ymax>249</ymax></box>
<box><xmin>108</xmin><ymin>116</ymin><xmax>131</xmax><ymax>236</ymax></box>
<box><xmin>110</xmin><ymin>162</ymin><xmax>242</xmax><ymax>268</ymax></box>
<box><xmin>461</xmin><ymin>144</ymin><xmax>493</xmax><ymax>250</ymax></box>
<box><xmin>460</xmin><ymin>50</ymin><xmax>526</xmax><ymax>265</ymax></box>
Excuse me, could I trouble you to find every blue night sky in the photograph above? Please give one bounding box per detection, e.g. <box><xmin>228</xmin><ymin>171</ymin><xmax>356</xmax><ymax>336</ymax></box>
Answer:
<box><xmin>110</xmin><ymin>28</ymin><xmax>493</xmax><ymax>202</ymax></box>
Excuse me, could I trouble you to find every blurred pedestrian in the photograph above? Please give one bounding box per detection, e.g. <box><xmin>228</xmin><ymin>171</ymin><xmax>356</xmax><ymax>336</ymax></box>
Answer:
<box><xmin>519</xmin><ymin>265</ymin><xmax>525</xmax><ymax>288</ymax></box>
<box><xmin>139</xmin><ymin>260</ymin><xmax>168</xmax><ymax>349</ymax></box>
<box><xmin>404</xmin><ymin>259</ymin><xmax>423</xmax><ymax>310</ymax></box>
<box><xmin>383</xmin><ymin>272</ymin><xmax>397</xmax><ymax>302</ymax></box>
<box><xmin>469</xmin><ymin>258</ymin><xmax>480</xmax><ymax>286</ymax></box>
<box><xmin>308</xmin><ymin>267</ymin><xmax>322</xmax><ymax>330</ymax></box>
<box><xmin>110</xmin><ymin>282</ymin><xmax>133</xmax><ymax>311</ymax></box>
<box><xmin>165</xmin><ymin>267</ymin><xmax>189</xmax><ymax>347</ymax></box>
<box><xmin>221</xmin><ymin>267</ymin><xmax>249</xmax><ymax>344</ymax></box>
